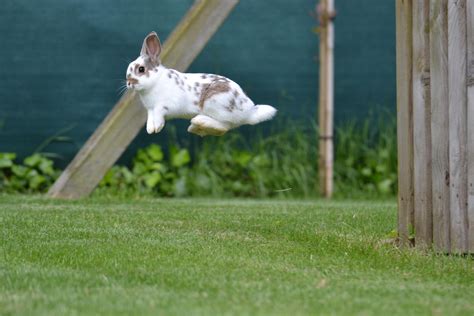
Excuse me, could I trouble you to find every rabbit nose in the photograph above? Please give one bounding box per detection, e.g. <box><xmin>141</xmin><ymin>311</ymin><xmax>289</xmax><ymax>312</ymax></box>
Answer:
<box><xmin>127</xmin><ymin>77</ymin><xmax>139</xmax><ymax>85</ymax></box>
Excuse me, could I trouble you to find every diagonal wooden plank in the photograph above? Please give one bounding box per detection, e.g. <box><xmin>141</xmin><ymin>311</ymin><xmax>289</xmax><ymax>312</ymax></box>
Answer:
<box><xmin>48</xmin><ymin>0</ymin><xmax>239</xmax><ymax>199</ymax></box>
<box><xmin>396</xmin><ymin>0</ymin><xmax>415</xmax><ymax>246</ymax></box>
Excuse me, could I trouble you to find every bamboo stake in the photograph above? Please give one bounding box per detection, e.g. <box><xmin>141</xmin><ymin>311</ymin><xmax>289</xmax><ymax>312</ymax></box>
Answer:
<box><xmin>317</xmin><ymin>0</ymin><xmax>335</xmax><ymax>198</ymax></box>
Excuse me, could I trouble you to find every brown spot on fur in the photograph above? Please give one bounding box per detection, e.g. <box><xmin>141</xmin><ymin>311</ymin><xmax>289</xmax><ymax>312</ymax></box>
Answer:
<box><xmin>227</xmin><ymin>99</ymin><xmax>237</xmax><ymax>112</ymax></box>
<box><xmin>134</xmin><ymin>63</ymin><xmax>155</xmax><ymax>77</ymax></box>
<box><xmin>233</xmin><ymin>90</ymin><xmax>239</xmax><ymax>97</ymax></box>
<box><xmin>201</xmin><ymin>74</ymin><xmax>207</xmax><ymax>79</ymax></box>
<box><xmin>198</xmin><ymin>80</ymin><xmax>231</xmax><ymax>109</ymax></box>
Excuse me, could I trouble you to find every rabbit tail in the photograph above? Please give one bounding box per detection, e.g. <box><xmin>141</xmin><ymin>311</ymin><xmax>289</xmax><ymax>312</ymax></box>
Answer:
<box><xmin>246</xmin><ymin>105</ymin><xmax>277</xmax><ymax>125</ymax></box>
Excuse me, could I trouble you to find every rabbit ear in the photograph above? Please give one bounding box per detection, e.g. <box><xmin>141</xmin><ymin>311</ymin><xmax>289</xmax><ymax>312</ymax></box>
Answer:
<box><xmin>140</xmin><ymin>32</ymin><xmax>162</xmax><ymax>62</ymax></box>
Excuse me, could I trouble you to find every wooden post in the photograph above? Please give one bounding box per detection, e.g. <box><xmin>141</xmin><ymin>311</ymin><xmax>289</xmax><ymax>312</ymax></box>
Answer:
<box><xmin>48</xmin><ymin>0</ymin><xmax>239</xmax><ymax>199</ymax></box>
<box><xmin>447</xmin><ymin>0</ymin><xmax>468</xmax><ymax>253</ymax></box>
<box><xmin>317</xmin><ymin>0</ymin><xmax>335</xmax><ymax>198</ymax></box>
<box><xmin>397</xmin><ymin>0</ymin><xmax>472</xmax><ymax>254</ymax></box>
<box><xmin>430</xmin><ymin>0</ymin><xmax>451</xmax><ymax>252</ymax></box>
<box><xmin>412</xmin><ymin>0</ymin><xmax>432</xmax><ymax>249</ymax></box>
<box><xmin>467</xmin><ymin>0</ymin><xmax>474</xmax><ymax>253</ymax></box>
<box><xmin>396</xmin><ymin>0</ymin><xmax>415</xmax><ymax>246</ymax></box>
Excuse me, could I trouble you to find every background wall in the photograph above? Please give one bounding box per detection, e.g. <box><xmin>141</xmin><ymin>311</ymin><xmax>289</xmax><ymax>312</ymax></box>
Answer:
<box><xmin>0</xmin><ymin>0</ymin><xmax>395</xmax><ymax>164</ymax></box>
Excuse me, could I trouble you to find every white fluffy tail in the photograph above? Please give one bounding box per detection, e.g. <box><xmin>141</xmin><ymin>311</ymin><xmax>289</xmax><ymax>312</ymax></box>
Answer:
<box><xmin>246</xmin><ymin>105</ymin><xmax>277</xmax><ymax>125</ymax></box>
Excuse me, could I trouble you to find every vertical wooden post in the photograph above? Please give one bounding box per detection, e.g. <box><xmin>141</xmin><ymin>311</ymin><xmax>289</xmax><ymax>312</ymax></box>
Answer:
<box><xmin>447</xmin><ymin>0</ymin><xmax>468</xmax><ymax>254</ymax></box>
<box><xmin>430</xmin><ymin>0</ymin><xmax>451</xmax><ymax>252</ymax></box>
<box><xmin>412</xmin><ymin>0</ymin><xmax>432</xmax><ymax>249</ymax></box>
<box><xmin>466</xmin><ymin>0</ymin><xmax>474</xmax><ymax>253</ymax></box>
<box><xmin>396</xmin><ymin>0</ymin><xmax>415</xmax><ymax>246</ymax></box>
<box><xmin>317</xmin><ymin>0</ymin><xmax>335</xmax><ymax>198</ymax></box>
<box><xmin>398</xmin><ymin>0</ymin><xmax>473</xmax><ymax>253</ymax></box>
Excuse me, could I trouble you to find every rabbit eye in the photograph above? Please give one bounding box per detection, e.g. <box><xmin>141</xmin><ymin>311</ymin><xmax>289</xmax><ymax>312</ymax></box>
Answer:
<box><xmin>138</xmin><ymin>66</ymin><xmax>145</xmax><ymax>73</ymax></box>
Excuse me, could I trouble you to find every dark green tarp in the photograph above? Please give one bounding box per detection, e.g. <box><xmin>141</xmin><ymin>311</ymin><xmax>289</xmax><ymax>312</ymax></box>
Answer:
<box><xmin>0</xmin><ymin>0</ymin><xmax>395</xmax><ymax>164</ymax></box>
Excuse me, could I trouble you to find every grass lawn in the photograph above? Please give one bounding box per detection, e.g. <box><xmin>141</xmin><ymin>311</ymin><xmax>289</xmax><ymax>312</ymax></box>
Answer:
<box><xmin>0</xmin><ymin>195</ymin><xmax>473</xmax><ymax>315</ymax></box>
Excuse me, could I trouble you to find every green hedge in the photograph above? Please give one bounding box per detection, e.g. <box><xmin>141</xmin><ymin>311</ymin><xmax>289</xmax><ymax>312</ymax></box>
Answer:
<box><xmin>1</xmin><ymin>115</ymin><xmax>397</xmax><ymax>198</ymax></box>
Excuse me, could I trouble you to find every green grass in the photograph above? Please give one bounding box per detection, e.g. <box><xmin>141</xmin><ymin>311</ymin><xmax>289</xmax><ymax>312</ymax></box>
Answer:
<box><xmin>1</xmin><ymin>195</ymin><xmax>473</xmax><ymax>315</ymax></box>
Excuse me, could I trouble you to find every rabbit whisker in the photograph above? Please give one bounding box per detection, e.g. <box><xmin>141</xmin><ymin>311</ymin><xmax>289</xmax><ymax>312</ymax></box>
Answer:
<box><xmin>116</xmin><ymin>83</ymin><xmax>128</xmax><ymax>96</ymax></box>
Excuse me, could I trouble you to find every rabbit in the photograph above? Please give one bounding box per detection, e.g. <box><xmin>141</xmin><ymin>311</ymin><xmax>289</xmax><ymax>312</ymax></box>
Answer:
<box><xmin>125</xmin><ymin>32</ymin><xmax>277</xmax><ymax>136</ymax></box>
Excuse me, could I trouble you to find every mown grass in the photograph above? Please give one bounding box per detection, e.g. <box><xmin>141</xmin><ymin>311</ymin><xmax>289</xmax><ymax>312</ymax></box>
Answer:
<box><xmin>0</xmin><ymin>195</ymin><xmax>473</xmax><ymax>315</ymax></box>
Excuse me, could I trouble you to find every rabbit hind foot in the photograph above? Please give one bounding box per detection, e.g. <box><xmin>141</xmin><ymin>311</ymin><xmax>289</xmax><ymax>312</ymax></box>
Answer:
<box><xmin>188</xmin><ymin>115</ymin><xmax>229</xmax><ymax>137</ymax></box>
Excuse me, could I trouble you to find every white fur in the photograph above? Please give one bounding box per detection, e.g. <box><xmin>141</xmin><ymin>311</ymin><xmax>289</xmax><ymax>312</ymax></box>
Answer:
<box><xmin>126</xmin><ymin>32</ymin><xmax>277</xmax><ymax>137</ymax></box>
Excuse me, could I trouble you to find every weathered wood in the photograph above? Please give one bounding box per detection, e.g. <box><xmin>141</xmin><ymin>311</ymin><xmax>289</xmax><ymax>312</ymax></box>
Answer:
<box><xmin>318</xmin><ymin>0</ymin><xmax>335</xmax><ymax>198</ymax></box>
<box><xmin>412</xmin><ymin>0</ymin><xmax>432</xmax><ymax>249</ymax></box>
<box><xmin>447</xmin><ymin>0</ymin><xmax>468</xmax><ymax>253</ymax></box>
<box><xmin>396</xmin><ymin>0</ymin><xmax>415</xmax><ymax>246</ymax></box>
<box><xmin>466</xmin><ymin>0</ymin><xmax>474</xmax><ymax>253</ymax></box>
<box><xmin>48</xmin><ymin>0</ymin><xmax>239</xmax><ymax>199</ymax></box>
<box><xmin>430</xmin><ymin>0</ymin><xmax>451</xmax><ymax>252</ymax></box>
<box><xmin>160</xmin><ymin>0</ymin><xmax>238</xmax><ymax>71</ymax></box>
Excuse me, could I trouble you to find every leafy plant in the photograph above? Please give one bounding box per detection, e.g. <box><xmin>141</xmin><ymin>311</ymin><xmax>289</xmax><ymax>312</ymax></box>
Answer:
<box><xmin>1</xmin><ymin>111</ymin><xmax>398</xmax><ymax>199</ymax></box>
<box><xmin>186</xmin><ymin>113</ymin><xmax>397</xmax><ymax>199</ymax></box>
<box><xmin>334</xmin><ymin>111</ymin><xmax>397</xmax><ymax>197</ymax></box>
<box><xmin>99</xmin><ymin>143</ymin><xmax>191</xmax><ymax>197</ymax></box>
<box><xmin>0</xmin><ymin>153</ymin><xmax>59</xmax><ymax>193</ymax></box>
<box><xmin>187</xmin><ymin>124</ymin><xmax>317</xmax><ymax>198</ymax></box>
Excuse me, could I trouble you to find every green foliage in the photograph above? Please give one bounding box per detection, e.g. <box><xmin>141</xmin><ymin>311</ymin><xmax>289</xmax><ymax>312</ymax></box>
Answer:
<box><xmin>97</xmin><ymin>123</ymin><xmax>317</xmax><ymax>198</ymax></box>
<box><xmin>0</xmin><ymin>153</ymin><xmax>59</xmax><ymax>193</ymax></box>
<box><xmin>334</xmin><ymin>112</ymin><xmax>397</xmax><ymax>197</ymax></box>
<box><xmin>187</xmin><ymin>125</ymin><xmax>317</xmax><ymax>198</ymax></box>
<box><xmin>185</xmin><ymin>113</ymin><xmax>397</xmax><ymax>198</ymax></box>
<box><xmin>98</xmin><ymin>144</ymin><xmax>191</xmax><ymax>197</ymax></box>
<box><xmin>1</xmin><ymin>113</ymin><xmax>398</xmax><ymax>198</ymax></box>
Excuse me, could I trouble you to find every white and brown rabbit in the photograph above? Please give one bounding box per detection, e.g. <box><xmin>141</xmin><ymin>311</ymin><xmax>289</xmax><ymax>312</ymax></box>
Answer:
<box><xmin>126</xmin><ymin>32</ymin><xmax>277</xmax><ymax>136</ymax></box>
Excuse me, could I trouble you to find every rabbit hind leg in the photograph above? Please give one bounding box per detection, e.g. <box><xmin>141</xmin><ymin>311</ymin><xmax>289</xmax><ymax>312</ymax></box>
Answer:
<box><xmin>187</xmin><ymin>123</ymin><xmax>207</xmax><ymax>137</ymax></box>
<box><xmin>188</xmin><ymin>115</ymin><xmax>229</xmax><ymax>136</ymax></box>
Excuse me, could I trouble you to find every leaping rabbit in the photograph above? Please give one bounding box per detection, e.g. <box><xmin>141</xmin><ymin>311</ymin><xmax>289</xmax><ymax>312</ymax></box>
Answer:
<box><xmin>126</xmin><ymin>32</ymin><xmax>277</xmax><ymax>137</ymax></box>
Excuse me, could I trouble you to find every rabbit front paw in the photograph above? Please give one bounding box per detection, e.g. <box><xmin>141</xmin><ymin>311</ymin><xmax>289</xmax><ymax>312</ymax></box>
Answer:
<box><xmin>146</xmin><ymin>118</ymin><xmax>155</xmax><ymax>134</ymax></box>
<box><xmin>146</xmin><ymin>112</ymin><xmax>165</xmax><ymax>134</ymax></box>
